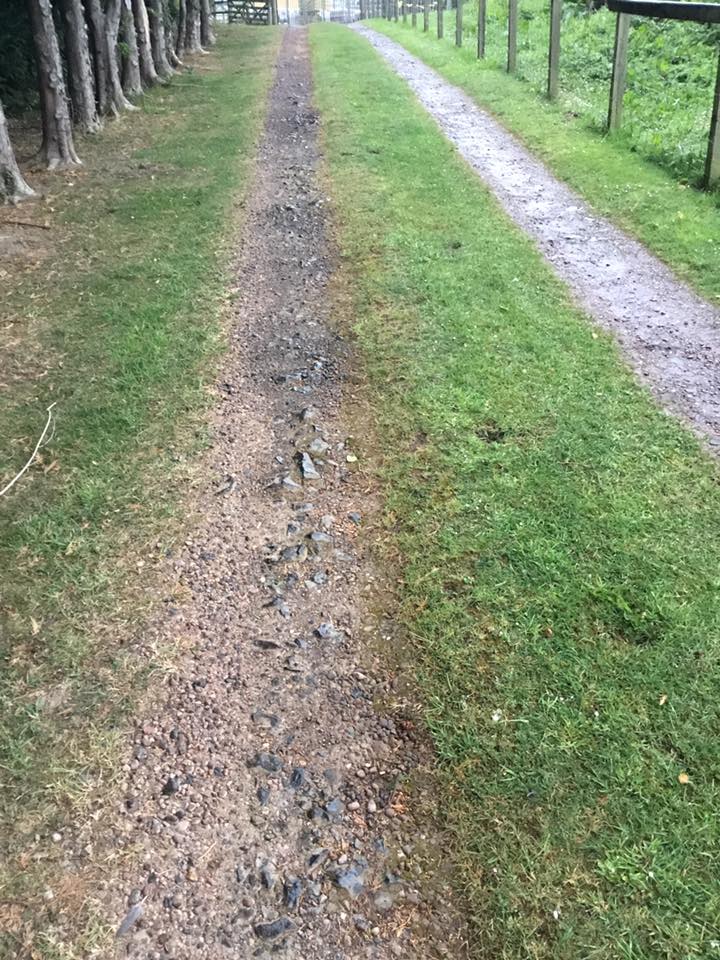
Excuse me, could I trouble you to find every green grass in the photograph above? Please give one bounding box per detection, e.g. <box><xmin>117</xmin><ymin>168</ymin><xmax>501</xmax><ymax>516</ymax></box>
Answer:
<box><xmin>402</xmin><ymin>0</ymin><xmax>720</xmax><ymax>184</ymax></box>
<box><xmin>367</xmin><ymin>17</ymin><xmax>720</xmax><ymax>305</ymax></box>
<box><xmin>0</xmin><ymin>26</ymin><xmax>279</xmax><ymax>957</ymax></box>
<box><xmin>312</xmin><ymin>22</ymin><xmax>720</xmax><ymax>959</ymax></box>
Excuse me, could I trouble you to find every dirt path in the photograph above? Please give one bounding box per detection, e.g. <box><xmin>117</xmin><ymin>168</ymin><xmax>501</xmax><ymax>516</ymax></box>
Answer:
<box><xmin>354</xmin><ymin>25</ymin><xmax>720</xmax><ymax>450</ymax></box>
<box><xmin>103</xmin><ymin>27</ymin><xmax>466</xmax><ymax>960</ymax></box>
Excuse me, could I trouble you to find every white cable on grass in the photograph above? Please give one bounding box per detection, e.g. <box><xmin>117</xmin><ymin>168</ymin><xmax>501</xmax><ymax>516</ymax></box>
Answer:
<box><xmin>0</xmin><ymin>403</ymin><xmax>57</xmax><ymax>499</ymax></box>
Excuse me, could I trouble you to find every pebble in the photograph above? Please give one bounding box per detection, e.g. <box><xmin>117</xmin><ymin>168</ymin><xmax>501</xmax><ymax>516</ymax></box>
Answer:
<box><xmin>254</xmin><ymin>917</ymin><xmax>294</xmax><ymax>941</ymax></box>
<box><xmin>300</xmin><ymin>452</ymin><xmax>320</xmax><ymax>481</ymax></box>
<box><xmin>249</xmin><ymin>752</ymin><xmax>283</xmax><ymax>773</ymax></box>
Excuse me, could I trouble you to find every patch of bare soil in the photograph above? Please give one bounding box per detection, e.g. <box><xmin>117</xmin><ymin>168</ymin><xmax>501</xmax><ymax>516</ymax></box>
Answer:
<box><xmin>354</xmin><ymin>25</ymin><xmax>720</xmax><ymax>450</ymax></box>
<box><xmin>77</xmin><ymin>27</ymin><xmax>467</xmax><ymax>960</ymax></box>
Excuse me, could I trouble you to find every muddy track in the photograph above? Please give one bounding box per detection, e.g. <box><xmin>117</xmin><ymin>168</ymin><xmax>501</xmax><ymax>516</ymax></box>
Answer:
<box><xmin>102</xmin><ymin>28</ymin><xmax>467</xmax><ymax>960</ymax></box>
<box><xmin>354</xmin><ymin>25</ymin><xmax>720</xmax><ymax>450</ymax></box>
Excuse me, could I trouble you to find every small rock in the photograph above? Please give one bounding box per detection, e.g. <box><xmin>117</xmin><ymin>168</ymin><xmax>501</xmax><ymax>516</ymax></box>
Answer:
<box><xmin>348</xmin><ymin>511</ymin><xmax>362</xmax><ymax>525</ymax></box>
<box><xmin>300</xmin><ymin>452</ymin><xmax>320</xmax><ymax>481</ymax></box>
<box><xmin>260</xmin><ymin>861</ymin><xmax>277</xmax><ymax>890</ymax></box>
<box><xmin>254</xmin><ymin>917</ymin><xmax>294</xmax><ymax>941</ymax></box>
<box><xmin>373</xmin><ymin>890</ymin><xmax>394</xmax><ymax>913</ymax></box>
<box><xmin>289</xmin><ymin>767</ymin><xmax>306</xmax><ymax>789</ymax></box>
<box><xmin>309</xmin><ymin>438</ymin><xmax>330</xmax><ymax>456</ymax></box>
<box><xmin>284</xmin><ymin>877</ymin><xmax>302</xmax><ymax>910</ymax></box>
<box><xmin>248</xmin><ymin>753</ymin><xmax>283</xmax><ymax>773</ymax></box>
<box><xmin>161</xmin><ymin>776</ymin><xmax>181</xmax><ymax>796</ymax></box>
<box><xmin>116</xmin><ymin>903</ymin><xmax>144</xmax><ymax>938</ymax></box>
<box><xmin>308</xmin><ymin>848</ymin><xmax>329</xmax><ymax>872</ymax></box>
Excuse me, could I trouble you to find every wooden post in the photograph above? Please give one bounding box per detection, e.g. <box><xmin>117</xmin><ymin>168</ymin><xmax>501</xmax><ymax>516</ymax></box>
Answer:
<box><xmin>705</xmin><ymin>46</ymin><xmax>720</xmax><ymax>188</ymax></box>
<box><xmin>547</xmin><ymin>0</ymin><xmax>562</xmax><ymax>98</ymax></box>
<box><xmin>608</xmin><ymin>12</ymin><xmax>630</xmax><ymax>130</ymax></box>
<box><xmin>438</xmin><ymin>0</ymin><xmax>443</xmax><ymax>36</ymax></box>
<box><xmin>412</xmin><ymin>0</ymin><xmax>417</xmax><ymax>25</ymax></box>
<box><xmin>477</xmin><ymin>0</ymin><xmax>485</xmax><ymax>57</ymax></box>
<box><xmin>423</xmin><ymin>0</ymin><xmax>429</xmax><ymax>29</ymax></box>
<box><xmin>507</xmin><ymin>0</ymin><xmax>517</xmax><ymax>72</ymax></box>
<box><xmin>455</xmin><ymin>0</ymin><xmax>463</xmax><ymax>45</ymax></box>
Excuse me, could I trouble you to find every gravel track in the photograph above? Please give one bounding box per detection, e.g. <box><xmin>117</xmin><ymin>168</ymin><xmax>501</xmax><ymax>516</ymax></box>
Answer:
<box><xmin>353</xmin><ymin>25</ymin><xmax>720</xmax><ymax>449</ymax></box>
<box><xmin>102</xmin><ymin>27</ymin><xmax>467</xmax><ymax>960</ymax></box>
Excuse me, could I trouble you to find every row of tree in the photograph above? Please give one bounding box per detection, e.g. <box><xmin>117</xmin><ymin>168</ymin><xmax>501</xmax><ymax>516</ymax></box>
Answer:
<box><xmin>0</xmin><ymin>0</ymin><xmax>215</xmax><ymax>204</ymax></box>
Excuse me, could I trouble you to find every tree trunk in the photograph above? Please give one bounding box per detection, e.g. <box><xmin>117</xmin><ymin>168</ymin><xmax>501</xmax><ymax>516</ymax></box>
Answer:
<box><xmin>165</xmin><ymin>9</ymin><xmax>182</xmax><ymax>68</ymax></box>
<box><xmin>175</xmin><ymin>0</ymin><xmax>187</xmax><ymax>56</ymax></box>
<box><xmin>148</xmin><ymin>0</ymin><xmax>173</xmax><ymax>76</ymax></box>
<box><xmin>199</xmin><ymin>0</ymin><xmax>215</xmax><ymax>46</ymax></box>
<box><xmin>132</xmin><ymin>0</ymin><xmax>158</xmax><ymax>86</ymax></box>
<box><xmin>184</xmin><ymin>0</ymin><xmax>203</xmax><ymax>54</ymax></box>
<box><xmin>27</xmin><ymin>0</ymin><xmax>81</xmax><ymax>169</ymax></box>
<box><xmin>60</xmin><ymin>0</ymin><xmax>101</xmax><ymax>132</ymax></box>
<box><xmin>121</xmin><ymin>0</ymin><xmax>143</xmax><ymax>97</ymax></box>
<box><xmin>83</xmin><ymin>0</ymin><xmax>111</xmax><ymax>115</ymax></box>
<box><xmin>104</xmin><ymin>0</ymin><xmax>136</xmax><ymax>111</ymax></box>
<box><xmin>0</xmin><ymin>98</ymin><xmax>36</xmax><ymax>203</ymax></box>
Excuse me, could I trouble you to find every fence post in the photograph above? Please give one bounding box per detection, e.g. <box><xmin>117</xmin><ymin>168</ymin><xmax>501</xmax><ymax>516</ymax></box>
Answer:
<box><xmin>438</xmin><ymin>0</ymin><xmax>443</xmax><ymax>36</ymax></box>
<box><xmin>456</xmin><ymin>0</ymin><xmax>463</xmax><ymax>45</ymax></box>
<box><xmin>477</xmin><ymin>0</ymin><xmax>486</xmax><ymax>56</ymax></box>
<box><xmin>547</xmin><ymin>0</ymin><xmax>562</xmax><ymax>98</ymax></box>
<box><xmin>507</xmin><ymin>0</ymin><xmax>517</xmax><ymax>72</ymax></box>
<box><xmin>705</xmin><ymin>47</ymin><xmax>720</xmax><ymax>188</ymax></box>
<box><xmin>608</xmin><ymin>11</ymin><xmax>630</xmax><ymax>130</ymax></box>
<box><xmin>423</xmin><ymin>0</ymin><xmax>429</xmax><ymax>29</ymax></box>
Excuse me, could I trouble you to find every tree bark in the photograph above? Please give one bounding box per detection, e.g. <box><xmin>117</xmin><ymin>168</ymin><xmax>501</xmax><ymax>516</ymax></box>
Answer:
<box><xmin>165</xmin><ymin>10</ymin><xmax>182</xmax><ymax>69</ymax></box>
<box><xmin>121</xmin><ymin>0</ymin><xmax>143</xmax><ymax>97</ymax></box>
<box><xmin>0</xmin><ymin>98</ymin><xmax>36</xmax><ymax>203</ymax></box>
<box><xmin>132</xmin><ymin>0</ymin><xmax>158</xmax><ymax>86</ymax></box>
<box><xmin>27</xmin><ymin>0</ymin><xmax>82</xmax><ymax>169</ymax></box>
<box><xmin>83</xmin><ymin>0</ymin><xmax>112</xmax><ymax>115</ymax></box>
<box><xmin>184</xmin><ymin>0</ymin><xmax>203</xmax><ymax>54</ymax></box>
<box><xmin>60</xmin><ymin>0</ymin><xmax>101</xmax><ymax>132</ymax></box>
<box><xmin>104</xmin><ymin>0</ymin><xmax>136</xmax><ymax>112</ymax></box>
<box><xmin>148</xmin><ymin>0</ymin><xmax>173</xmax><ymax>76</ymax></box>
<box><xmin>199</xmin><ymin>0</ymin><xmax>215</xmax><ymax>46</ymax></box>
<box><xmin>175</xmin><ymin>0</ymin><xmax>187</xmax><ymax>56</ymax></box>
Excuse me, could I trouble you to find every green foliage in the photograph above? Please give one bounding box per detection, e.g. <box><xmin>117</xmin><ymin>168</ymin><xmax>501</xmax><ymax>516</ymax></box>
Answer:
<box><xmin>369</xmin><ymin>18</ymin><xmax>720</xmax><ymax>304</ymax></box>
<box><xmin>313</xmin><ymin>23</ymin><xmax>720</xmax><ymax>959</ymax></box>
<box><xmin>388</xmin><ymin>0</ymin><xmax>720</xmax><ymax>184</ymax></box>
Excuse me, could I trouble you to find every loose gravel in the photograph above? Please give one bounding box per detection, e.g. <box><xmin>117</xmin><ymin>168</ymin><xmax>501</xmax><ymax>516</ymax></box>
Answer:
<box><xmin>353</xmin><ymin>25</ymin><xmax>720</xmax><ymax>449</ymax></box>
<box><xmin>100</xmin><ymin>27</ymin><xmax>468</xmax><ymax>960</ymax></box>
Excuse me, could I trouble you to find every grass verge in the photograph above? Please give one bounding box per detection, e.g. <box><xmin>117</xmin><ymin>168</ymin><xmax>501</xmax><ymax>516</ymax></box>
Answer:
<box><xmin>313</xmin><ymin>23</ymin><xmax>720</xmax><ymax>959</ymax></box>
<box><xmin>365</xmin><ymin>18</ymin><xmax>720</xmax><ymax>305</ymax></box>
<box><xmin>0</xmin><ymin>26</ymin><xmax>279</xmax><ymax>958</ymax></box>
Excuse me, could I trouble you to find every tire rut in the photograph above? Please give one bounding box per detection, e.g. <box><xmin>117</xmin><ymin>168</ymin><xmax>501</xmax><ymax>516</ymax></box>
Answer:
<box><xmin>103</xmin><ymin>26</ymin><xmax>468</xmax><ymax>960</ymax></box>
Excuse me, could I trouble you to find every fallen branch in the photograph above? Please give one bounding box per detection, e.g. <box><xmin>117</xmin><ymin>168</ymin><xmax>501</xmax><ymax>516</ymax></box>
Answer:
<box><xmin>0</xmin><ymin>218</ymin><xmax>51</xmax><ymax>230</ymax></box>
<box><xmin>0</xmin><ymin>403</ymin><xmax>57</xmax><ymax>499</ymax></box>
